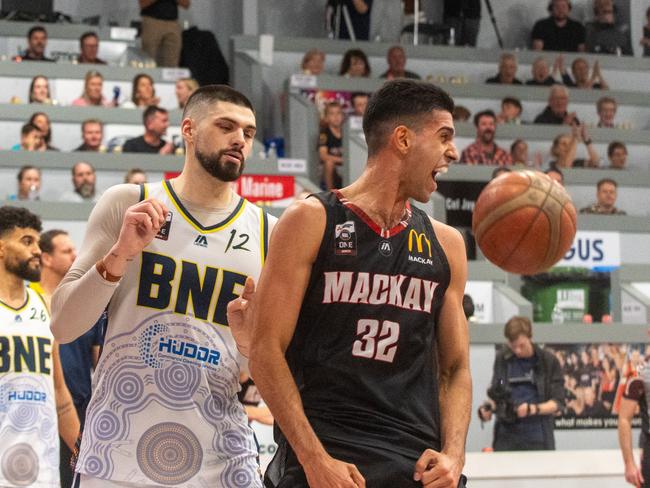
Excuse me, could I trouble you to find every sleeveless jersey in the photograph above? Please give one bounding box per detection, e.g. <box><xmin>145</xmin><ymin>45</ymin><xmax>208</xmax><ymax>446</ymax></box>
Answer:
<box><xmin>76</xmin><ymin>180</ymin><xmax>269</xmax><ymax>487</ymax></box>
<box><xmin>274</xmin><ymin>191</ymin><xmax>451</xmax><ymax>481</ymax></box>
<box><xmin>0</xmin><ymin>287</ymin><xmax>58</xmax><ymax>488</ymax></box>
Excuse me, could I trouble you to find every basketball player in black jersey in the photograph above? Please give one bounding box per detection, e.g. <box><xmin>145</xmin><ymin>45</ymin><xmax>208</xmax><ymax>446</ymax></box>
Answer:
<box><xmin>232</xmin><ymin>80</ymin><xmax>470</xmax><ymax>487</ymax></box>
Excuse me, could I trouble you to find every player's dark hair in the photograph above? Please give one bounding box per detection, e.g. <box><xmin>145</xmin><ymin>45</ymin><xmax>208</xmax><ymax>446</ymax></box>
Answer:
<box><xmin>39</xmin><ymin>229</ymin><xmax>68</xmax><ymax>254</ymax></box>
<box><xmin>473</xmin><ymin>109</ymin><xmax>496</xmax><ymax>127</ymax></box>
<box><xmin>363</xmin><ymin>80</ymin><xmax>455</xmax><ymax>156</ymax></box>
<box><xmin>143</xmin><ymin>105</ymin><xmax>167</xmax><ymax>125</ymax></box>
<box><xmin>17</xmin><ymin>165</ymin><xmax>41</xmax><ymax>182</ymax></box>
<box><xmin>183</xmin><ymin>84</ymin><xmax>255</xmax><ymax>120</ymax></box>
<box><xmin>597</xmin><ymin>178</ymin><xmax>618</xmax><ymax>190</ymax></box>
<box><xmin>0</xmin><ymin>206</ymin><xmax>42</xmax><ymax>238</ymax></box>
<box><xmin>607</xmin><ymin>141</ymin><xmax>626</xmax><ymax>158</ymax></box>
<box><xmin>28</xmin><ymin>26</ymin><xmax>47</xmax><ymax>39</ymax></box>
<box><xmin>504</xmin><ymin>316</ymin><xmax>532</xmax><ymax>341</ymax></box>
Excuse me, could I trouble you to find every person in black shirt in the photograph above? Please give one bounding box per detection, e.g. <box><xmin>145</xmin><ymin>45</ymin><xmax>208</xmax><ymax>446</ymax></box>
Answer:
<box><xmin>485</xmin><ymin>53</ymin><xmax>523</xmax><ymax>85</ymax></box>
<box><xmin>139</xmin><ymin>0</ymin><xmax>190</xmax><ymax>67</ymax></box>
<box><xmin>443</xmin><ymin>0</ymin><xmax>481</xmax><ymax>46</ymax></box>
<box><xmin>586</xmin><ymin>0</ymin><xmax>633</xmax><ymax>55</ymax></box>
<box><xmin>642</xmin><ymin>7</ymin><xmax>650</xmax><ymax>57</ymax></box>
<box><xmin>326</xmin><ymin>0</ymin><xmax>372</xmax><ymax>41</ymax></box>
<box><xmin>233</xmin><ymin>79</ymin><xmax>470</xmax><ymax>488</ymax></box>
<box><xmin>17</xmin><ymin>26</ymin><xmax>55</xmax><ymax>62</ymax></box>
<box><xmin>123</xmin><ymin>106</ymin><xmax>175</xmax><ymax>154</ymax></box>
<box><xmin>532</xmin><ymin>0</ymin><xmax>586</xmax><ymax>52</ymax></box>
<box><xmin>533</xmin><ymin>85</ymin><xmax>578</xmax><ymax>125</ymax></box>
<box><xmin>318</xmin><ymin>102</ymin><xmax>345</xmax><ymax>190</ymax></box>
<box><xmin>75</xmin><ymin>119</ymin><xmax>104</xmax><ymax>152</ymax></box>
<box><xmin>78</xmin><ymin>31</ymin><xmax>107</xmax><ymax>65</ymax></box>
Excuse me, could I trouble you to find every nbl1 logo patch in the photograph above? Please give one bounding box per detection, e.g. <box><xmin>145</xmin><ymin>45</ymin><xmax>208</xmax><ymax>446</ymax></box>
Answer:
<box><xmin>335</xmin><ymin>221</ymin><xmax>357</xmax><ymax>256</ymax></box>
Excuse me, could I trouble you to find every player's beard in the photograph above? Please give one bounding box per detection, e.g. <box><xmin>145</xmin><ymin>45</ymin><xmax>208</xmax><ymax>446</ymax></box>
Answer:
<box><xmin>195</xmin><ymin>146</ymin><xmax>245</xmax><ymax>182</ymax></box>
<box><xmin>7</xmin><ymin>257</ymin><xmax>41</xmax><ymax>282</ymax></box>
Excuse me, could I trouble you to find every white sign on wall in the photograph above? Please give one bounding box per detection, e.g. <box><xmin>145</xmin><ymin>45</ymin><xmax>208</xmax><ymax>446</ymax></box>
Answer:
<box><xmin>558</xmin><ymin>231</ymin><xmax>621</xmax><ymax>269</ymax></box>
<box><xmin>465</xmin><ymin>281</ymin><xmax>493</xmax><ymax>323</ymax></box>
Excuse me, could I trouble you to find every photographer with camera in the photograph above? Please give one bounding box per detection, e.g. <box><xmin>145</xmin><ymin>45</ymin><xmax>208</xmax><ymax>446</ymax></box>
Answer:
<box><xmin>478</xmin><ymin>316</ymin><xmax>564</xmax><ymax>450</ymax></box>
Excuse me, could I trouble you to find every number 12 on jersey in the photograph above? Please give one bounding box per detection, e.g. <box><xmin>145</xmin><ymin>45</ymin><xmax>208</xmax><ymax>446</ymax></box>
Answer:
<box><xmin>352</xmin><ymin>319</ymin><xmax>400</xmax><ymax>363</ymax></box>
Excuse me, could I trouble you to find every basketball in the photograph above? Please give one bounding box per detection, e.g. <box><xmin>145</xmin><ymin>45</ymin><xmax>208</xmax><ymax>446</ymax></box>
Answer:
<box><xmin>472</xmin><ymin>170</ymin><xmax>577</xmax><ymax>275</ymax></box>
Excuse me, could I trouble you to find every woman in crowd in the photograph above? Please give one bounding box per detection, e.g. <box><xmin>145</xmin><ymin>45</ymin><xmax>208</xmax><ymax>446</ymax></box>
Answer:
<box><xmin>28</xmin><ymin>75</ymin><xmax>56</xmax><ymax>104</ymax></box>
<box><xmin>548</xmin><ymin>125</ymin><xmax>600</xmax><ymax>169</ymax></box>
<box><xmin>301</xmin><ymin>48</ymin><xmax>326</xmax><ymax>75</ymax></box>
<box><xmin>123</xmin><ymin>73</ymin><xmax>160</xmax><ymax>108</ymax></box>
<box><xmin>339</xmin><ymin>48</ymin><xmax>371</xmax><ymax>77</ymax></box>
<box><xmin>28</xmin><ymin>112</ymin><xmax>57</xmax><ymax>151</ymax></box>
<box><xmin>175</xmin><ymin>78</ymin><xmax>199</xmax><ymax>109</ymax></box>
<box><xmin>72</xmin><ymin>70</ymin><xmax>113</xmax><ymax>107</ymax></box>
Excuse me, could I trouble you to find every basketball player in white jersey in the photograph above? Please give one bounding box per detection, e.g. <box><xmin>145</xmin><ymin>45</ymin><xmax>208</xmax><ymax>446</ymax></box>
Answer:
<box><xmin>51</xmin><ymin>85</ymin><xmax>274</xmax><ymax>487</ymax></box>
<box><xmin>0</xmin><ymin>206</ymin><xmax>79</xmax><ymax>487</ymax></box>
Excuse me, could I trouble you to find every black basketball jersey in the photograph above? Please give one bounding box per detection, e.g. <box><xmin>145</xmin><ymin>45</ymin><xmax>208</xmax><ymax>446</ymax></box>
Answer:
<box><xmin>284</xmin><ymin>190</ymin><xmax>450</xmax><ymax>468</ymax></box>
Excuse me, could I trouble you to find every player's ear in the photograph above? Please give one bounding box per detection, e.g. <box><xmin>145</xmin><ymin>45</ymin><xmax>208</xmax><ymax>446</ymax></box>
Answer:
<box><xmin>181</xmin><ymin>117</ymin><xmax>193</xmax><ymax>144</ymax></box>
<box><xmin>392</xmin><ymin>125</ymin><xmax>411</xmax><ymax>154</ymax></box>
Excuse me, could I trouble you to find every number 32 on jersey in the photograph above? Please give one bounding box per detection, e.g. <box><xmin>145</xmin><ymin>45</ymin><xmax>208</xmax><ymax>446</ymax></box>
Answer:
<box><xmin>351</xmin><ymin>319</ymin><xmax>400</xmax><ymax>363</ymax></box>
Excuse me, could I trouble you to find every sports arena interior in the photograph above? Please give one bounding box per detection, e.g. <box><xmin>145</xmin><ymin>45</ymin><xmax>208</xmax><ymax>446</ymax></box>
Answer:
<box><xmin>1</xmin><ymin>0</ymin><xmax>650</xmax><ymax>486</ymax></box>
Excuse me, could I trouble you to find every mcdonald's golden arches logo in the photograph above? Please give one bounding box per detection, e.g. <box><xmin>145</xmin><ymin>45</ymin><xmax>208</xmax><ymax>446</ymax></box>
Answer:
<box><xmin>408</xmin><ymin>229</ymin><xmax>432</xmax><ymax>257</ymax></box>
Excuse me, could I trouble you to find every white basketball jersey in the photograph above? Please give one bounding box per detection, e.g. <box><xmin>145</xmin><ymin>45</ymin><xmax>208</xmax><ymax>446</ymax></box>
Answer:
<box><xmin>0</xmin><ymin>287</ymin><xmax>59</xmax><ymax>488</ymax></box>
<box><xmin>77</xmin><ymin>181</ymin><xmax>270</xmax><ymax>487</ymax></box>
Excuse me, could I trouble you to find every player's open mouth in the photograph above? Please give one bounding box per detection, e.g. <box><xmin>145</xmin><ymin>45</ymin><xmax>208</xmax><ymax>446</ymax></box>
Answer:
<box><xmin>433</xmin><ymin>166</ymin><xmax>448</xmax><ymax>180</ymax></box>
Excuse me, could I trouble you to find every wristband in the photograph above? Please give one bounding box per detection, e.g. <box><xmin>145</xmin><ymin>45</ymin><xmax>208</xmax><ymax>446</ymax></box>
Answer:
<box><xmin>96</xmin><ymin>259</ymin><xmax>122</xmax><ymax>282</ymax></box>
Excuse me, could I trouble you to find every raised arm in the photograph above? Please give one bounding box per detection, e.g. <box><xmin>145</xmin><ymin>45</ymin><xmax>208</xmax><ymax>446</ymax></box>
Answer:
<box><xmin>414</xmin><ymin>221</ymin><xmax>470</xmax><ymax>487</ymax></box>
<box><xmin>249</xmin><ymin>198</ymin><xmax>364</xmax><ymax>488</ymax></box>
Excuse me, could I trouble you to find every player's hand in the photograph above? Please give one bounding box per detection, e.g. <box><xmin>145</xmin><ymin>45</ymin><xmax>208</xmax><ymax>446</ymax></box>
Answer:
<box><xmin>226</xmin><ymin>277</ymin><xmax>255</xmax><ymax>357</ymax></box>
<box><xmin>624</xmin><ymin>460</ymin><xmax>644</xmax><ymax>487</ymax></box>
<box><xmin>113</xmin><ymin>198</ymin><xmax>168</xmax><ymax>259</ymax></box>
<box><xmin>304</xmin><ymin>454</ymin><xmax>365</xmax><ymax>488</ymax></box>
<box><xmin>413</xmin><ymin>449</ymin><xmax>462</xmax><ymax>487</ymax></box>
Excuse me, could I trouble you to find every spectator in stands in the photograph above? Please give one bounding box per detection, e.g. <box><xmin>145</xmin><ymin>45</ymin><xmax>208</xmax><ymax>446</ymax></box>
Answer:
<box><xmin>453</xmin><ymin>105</ymin><xmax>471</xmax><ymax>122</ymax></box>
<box><xmin>339</xmin><ymin>49</ymin><xmax>371</xmax><ymax>77</ymax></box>
<box><xmin>140</xmin><ymin>0</ymin><xmax>190</xmax><ymax>67</ymax></box>
<box><xmin>123</xmin><ymin>106</ymin><xmax>174</xmax><ymax>154</ymax></box>
<box><xmin>28</xmin><ymin>75</ymin><xmax>55</xmax><ymax>104</ymax></box>
<box><xmin>561</xmin><ymin>57</ymin><xmax>608</xmax><ymax>90</ymax></box>
<box><xmin>18</xmin><ymin>26</ymin><xmax>54</xmax><ymax>62</ymax></box>
<box><xmin>548</xmin><ymin>125</ymin><xmax>600</xmax><ymax>168</ymax></box>
<box><xmin>77</xmin><ymin>31</ymin><xmax>106</xmax><ymax>64</ymax></box>
<box><xmin>532</xmin><ymin>0</ymin><xmax>586</xmax><ymax>52</ymax></box>
<box><xmin>326</xmin><ymin>0</ymin><xmax>372</xmax><ymax>41</ymax></box>
<box><xmin>496</xmin><ymin>97</ymin><xmax>523</xmax><ymax>125</ymax></box>
<box><xmin>124</xmin><ymin>168</ymin><xmax>148</xmax><ymax>184</ymax></box>
<box><xmin>12</xmin><ymin>123</ymin><xmax>44</xmax><ymax>152</ymax></box>
<box><xmin>7</xmin><ymin>166</ymin><xmax>41</xmax><ymax>201</ymax></box>
<box><xmin>75</xmin><ymin>119</ymin><xmax>104</xmax><ymax>152</ymax></box>
<box><xmin>533</xmin><ymin>85</ymin><xmax>578</xmax><ymax>126</ymax></box>
<box><xmin>443</xmin><ymin>0</ymin><xmax>481</xmax><ymax>46</ymax></box>
<box><xmin>350</xmin><ymin>92</ymin><xmax>370</xmax><ymax>116</ymax></box>
<box><xmin>596</xmin><ymin>96</ymin><xmax>617</xmax><ymax>128</ymax></box>
<box><xmin>122</xmin><ymin>73</ymin><xmax>160</xmax><ymax>108</ymax></box>
<box><xmin>586</xmin><ymin>0</ymin><xmax>632</xmax><ymax>55</ymax></box>
<box><xmin>478</xmin><ymin>316</ymin><xmax>564</xmax><ymax>451</ymax></box>
<box><xmin>606</xmin><ymin>141</ymin><xmax>627</xmax><ymax>169</ymax></box>
<box><xmin>60</xmin><ymin>162</ymin><xmax>100</xmax><ymax>203</ymax></box>
<box><xmin>175</xmin><ymin>78</ymin><xmax>199</xmax><ymax>109</ymax></box>
<box><xmin>301</xmin><ymin>49</ymin><xmax>326</xmax><ymax>75</ymax></box>
<box><xmin>526</xmin><ymin>57</ymin><xmax>557</xmax><ymax>86</ymax></box>
<box><xmin>486</xmin><ymin>53</ymin><xmax>523</xmax><ymax>85</ymax></box>
<box><xmin>580</xmin><ymin>178</ymin><xmax>626</xmax><ymax>214</ymax></box>
<box><xmin>545</xmin><ymin>167</ymin><xmax>565</xmax><ymax>185</ymax></box>
<box><xmin>29</xmin><ymin>112</ymin><xmax>57</xmax><ymax>151</ymax></box>
<box><xmin>460</xmin><ymin>110</ymin><xmax>511</xmax><ymax>165</ymax></box>
<box><xmin>318</xmin><ymin>101</ymin><xmax>345</xmax><ymax>190</ymax></box>
<box><xmin>641</xmin><ymin>6</ymin><xmax>650</xmax><ymax>56</ymax></box>
<box><xmin>72</xmin><ymin>71</ymin><xmax>113</xmax><ymax>107</ymax></box>
<box><xmin>380</xmin><ymin>45</ymin><xmax>420</xmax><ymax>80</ymax></box>
<box><xmin>510</xmin><ymin>139</ymin><xmax>528</xmax><ymax>166</ymax></box>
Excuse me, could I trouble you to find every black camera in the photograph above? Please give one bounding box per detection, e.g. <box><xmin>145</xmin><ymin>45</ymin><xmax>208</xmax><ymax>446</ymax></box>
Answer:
<box><xmin>487</xmin><ymin>380</ymin><xmax>517</xmax><ymax>424</ymax></box>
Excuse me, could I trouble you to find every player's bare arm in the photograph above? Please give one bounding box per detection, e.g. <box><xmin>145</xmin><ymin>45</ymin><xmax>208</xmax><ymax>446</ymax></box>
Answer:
<box><xmin>52</xmin><ymin>342</ymin><xmax>80</xmax><ymax>451</ymax></box>
<box><xmin>414</xmin><ymin>219</ymin><xmax>471</xmax><ymax>487</ymax></box>
<box><xmin>249</xmin><ymin>198</ymin><xmax>365</xmax><ymax>488</ymax></box>
<box><xmin>619</xmin><ymin>396</ymin><xmax>644</xmax><ymax>488</ymax></box>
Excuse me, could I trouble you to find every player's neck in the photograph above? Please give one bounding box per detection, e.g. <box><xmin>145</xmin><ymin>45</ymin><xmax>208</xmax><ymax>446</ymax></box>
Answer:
<box><xmin>171</xmin><ymin>166</ymin><xmax>234</xmax><ymax>208</ymax></box>
<box><xmin>0</xmin><ymin>270</ymin><xmax>27</xmax><ymax>308</ymax></box>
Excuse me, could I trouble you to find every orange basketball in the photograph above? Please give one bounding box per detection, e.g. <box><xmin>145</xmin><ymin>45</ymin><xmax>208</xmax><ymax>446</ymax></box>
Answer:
<box><xmin>472</xmin><ymin>170</ymin><xmax>577</xmax><ymax>275</ymax></box>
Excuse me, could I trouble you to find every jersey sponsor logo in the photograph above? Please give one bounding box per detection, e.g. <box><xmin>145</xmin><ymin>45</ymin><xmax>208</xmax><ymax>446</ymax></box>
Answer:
<box><xmin>8</xmin><ymin>390</ymin><xmax>47</xmax><ymax>402</ymax></box>
<box><xmin>378</xmin><ymin>240</ymin><xmax>392</xmax><ymax>256</ymax></box>
<box><xmin>335</xmin><ymin>221</ymin><xmax>357</xmax><ymax>256</ymax></box>
<box><xmin>137</xmin><ymin>251</ymin><xmax>247</xmax><ymax>326</ymax></box>
<box><xmin>408</xmin><ymin>230</ymin><xmax>434</xmax><ymax>265</ymax></box>
<box><xmin>155</xmin><ymin>211</ymin><xmax>173</xmax><ymax>241</ymax></box>
<box><xmin>139</xmin><ymin>323</ymin><xmax>221</xmax><ymax>370</ymax></box>
<box><xmin>322</xmin><ymin>271</ymin><xmax>439</xmax><ymax>313</ymax></box>
<box><xmin>193</xmin><ymin>235</ymin><xmax>208</xmax><ymax>248</ymax></box>
<box><xmin>0</xmin><ymin>336</ymin><xmax>52</xmax><ymax>374</ymax></box>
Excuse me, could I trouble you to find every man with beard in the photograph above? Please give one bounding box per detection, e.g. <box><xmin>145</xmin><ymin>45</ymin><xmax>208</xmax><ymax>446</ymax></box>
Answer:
<box><xmin>0</xmin><ymin>206</ymin><xmax>79</xmax><ymax>487</ymax></box>
<box><xmin>532</xmin><ymin>0</ymin><xmax>586</xmax><ymax>52</ymax></box>
<box><xmin>16</xmin><ymin>26</ymin><xmax>55</xmax><ymax>62</ymax></box>
<box><xmin>50</xmin><ymin>85</ymin><xmax>274</xmax><ymax>487</ymax></box>
<box><xmin>123</xmin><ymin>106</ymin><xmax>175</xmax><ymax>155</ymax></box>
<box><xmin>460</xmin><ymin>110</ymin><xmax>511</xmax><ymax>165</ymax></box>
<box><xmin>60</xmin><ymin>162</ymin><xmax>100</xmax><ymax>203</ymax></box>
